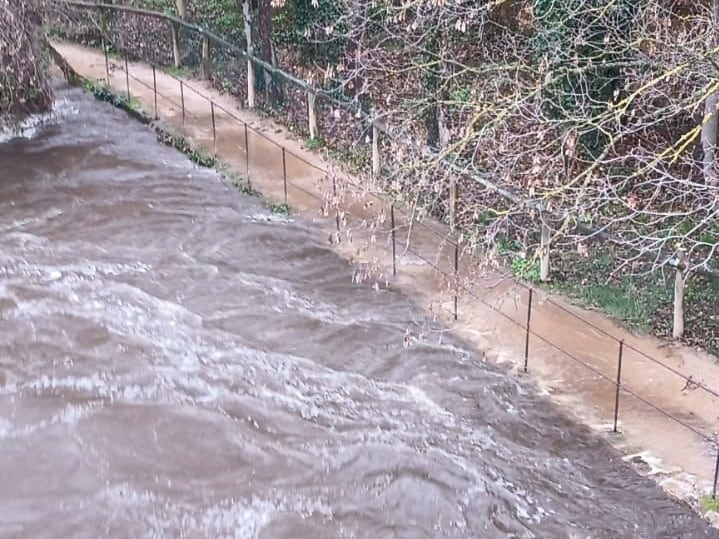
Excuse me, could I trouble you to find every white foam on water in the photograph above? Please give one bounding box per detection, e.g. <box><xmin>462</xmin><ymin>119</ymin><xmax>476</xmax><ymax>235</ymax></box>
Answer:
<box><xmin>247</xmin><ymin>211</ymin><xmax>295</xmax><ymax>224</ymax></box>
<box><xmin>0</xmin><ymin>96</ymin><xmax>79</xmax><ymax>144</ymax></box>
<box><xmin>97</xmin><ymin>483</ymin><xmax>332</xmax><ymax>539</ymax></box>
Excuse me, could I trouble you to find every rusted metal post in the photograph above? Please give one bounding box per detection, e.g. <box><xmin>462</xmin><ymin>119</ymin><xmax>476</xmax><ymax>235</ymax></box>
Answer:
<box><xmin>244</xmin><ymin>123</ymin><xmax>250</xmax><ymax>183</ymax></box>
<box><xmin>524</xmin><ymin>288</ymin><xmax>533</xmax><ymax>373</ymax></box>
<box><xmin>332</xmin><ymin>176</ymin><xmax>340</xmax><ymax>239</ymax></box>
<box><xmin>713</xmin><ymin>447</ymin><xmax>719</xmax><ymax>499</ymax></box>
<box><xmin>613</xmin><ymin>340</ymin><xmax>624</xmax><ymax>433</ymax></box>
<box><xmin>210</xmin><ymin>101</ymin><xmax>217</xmax><ymax>157</ymax></box>
<box><xmin>454</xmin><ymin>243</ymin><xmax>459</xmax><ymax>321</ymax></box>
<box><xmin>124</xmin><ymin>52</ymin><xmax>130</xmax><ymax>99</ymax></box>
<box><xmin>390</xmin><ymin>204</ymin><xmax>397</xmax><ymax>277</ymax></box>
<box><xmin>282</xmin><ymin>147</ymin><xmax>288</xmax><ymax>205</ymax></box>
<box><xmin>102</xmin><ymin>38</ymin><xmax>110</xmax><ymax>84</ymax></box>
<box><xmin>152</xmin><ymin>65</ymin><xmax>158</xmax><ymax>120</ymax></box>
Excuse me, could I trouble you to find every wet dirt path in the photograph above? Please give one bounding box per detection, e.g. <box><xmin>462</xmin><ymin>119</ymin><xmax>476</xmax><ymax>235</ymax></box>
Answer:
<box><xmin>51</xmin><ymin>40</ymin><xmax>719</xmax><ymax>515</ymax></box>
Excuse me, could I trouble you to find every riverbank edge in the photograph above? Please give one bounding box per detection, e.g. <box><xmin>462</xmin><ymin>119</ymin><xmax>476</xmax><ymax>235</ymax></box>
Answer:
<box><xmin>47</xmin><ymin>46</ymin><xmax>719</xmax><ymax>530</ymax></box>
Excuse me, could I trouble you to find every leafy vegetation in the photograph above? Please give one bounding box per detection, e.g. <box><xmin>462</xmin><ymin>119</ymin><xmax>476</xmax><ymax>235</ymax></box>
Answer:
<box><xmin>305</xmin><ymin>137</ymin><xmax>324</xmax><ymax>150</ymax></box>
<box><xmin>82</xmin><ymin>79</ymin><xmax>141</xmax><ymax>111</ymax></box>
<box><xmin>700</xmin><ymin>495</ymin><xmax>719</xmax><ymax>513</ymax></box>
<box><xmin>270</xmin><ymin>202</ymin><xmax>290</xmax><ymax>216</ymax></box>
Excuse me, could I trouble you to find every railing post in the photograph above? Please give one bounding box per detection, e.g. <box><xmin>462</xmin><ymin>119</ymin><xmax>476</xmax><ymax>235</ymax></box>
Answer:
<box><xmin>152</xmin><ymin>65</ymin><xmax>158</xmax><ymax>120</ymax></box>
<box><xmin>390</xmin><ymin>203</ymin><xmax>397</xmax><ymax>277</ymax></box>
<box><xmin>179</xmin><ymin>80</ymin><xmax>185</xmax><ymax>128</ymax></box>
<box><xmin>713</xmin><ymin>446</ymin><xmax>719</xmax><ymax>499</ymax></box>
<box><xmin>449</xmin><ymin>175</ymin><xmax>457</xmax><ymax>234</ymax></box>
<box><xmin>332</xmin><ymin>175</ymin><xmax>340</xmax><ymax>240</ymax></box>
<box><xmin>282</xmin><ymin>147</ymin><xmax>288</xmax><ymax>205</ymax></box>
<box><xmin>244</xmin><ymin>123</ymin><xmax>250</xmax><ymax>183</ymax></box>
<box><xmin>210</xmin><ymin>101</ymin><xmax>217</xmax><ymax>157</ymax></box>
<box><xmin>454</xmin><ymin>242</ymin><xmax>459</xmax><ymax>321</ymax></box>
<box><xmin>102</xmin><ymin>38</ymin><xmax>110</xmax><ymax>84</ymax></box>
<box><xmin>372</xmin><ymin>122</ymin><xmax>380</xmax><ymax>179</ymax></box>
<box><xmin>524</xmin><ymin>288</ymin><xmax>533</xmax><ymax>373</ymax></box>
<box><xmin>124</xmin><ymin>52</ymin><xmax>130</xmax><ymax>99</ymax></box>
<box><xmin>613</xmin><ymin>339</ymin><xmax>624</xmax><ymax>433</ymax></box>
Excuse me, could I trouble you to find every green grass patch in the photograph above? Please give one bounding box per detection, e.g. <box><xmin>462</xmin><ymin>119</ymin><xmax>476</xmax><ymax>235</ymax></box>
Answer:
<box><xmin>82</xmin><ymin>79</ymin><xmax>142</xmax><ymax>113</ymax></box>
<box><xmin>215</xmin><ymin>163</ymin><xmax>259</xmax><ymax>196</ymax></box>
<box><xmin>511</xmin><ymin>256</ymin><xmax>541</xmax><ymax>284</ymax></box>
<box><xmin>497</xmin><ymin>240</ymin><xmax>673</xmax><ymax>334</ymax></box>
<box><xmin>270</xmin><ymin>202</ymin><xmax>290</xmax><ymax>216</ymax></box>
<box><xmin>544</xmin><ymin>250</ymin><xmax>672</xmax><ymax>333</ymax></box>
<box><xmin>306</xmin><ymin>137</ymin><xmax>325</xmax><ymax>150</ymax></box>
<box><xmin>155</xmin><ymin>130</ymin><xmax>216</xmax><ymax>168</ymax></box>
<box><xmin>701</xmin><ymin>495</ymin><xmax>719</xmax><ymax>513</ymax></box>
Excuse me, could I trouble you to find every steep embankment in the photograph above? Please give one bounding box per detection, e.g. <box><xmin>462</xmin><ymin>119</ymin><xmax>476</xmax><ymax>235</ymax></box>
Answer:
<box><xmin>0</xmin><ymin>0</ymin><xmax>53</xmax><ymax>128</ymax></box>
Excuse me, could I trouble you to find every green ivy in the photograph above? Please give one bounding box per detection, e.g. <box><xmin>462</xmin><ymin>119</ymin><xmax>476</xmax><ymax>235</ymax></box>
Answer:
<box><xmin>273</xmin><ymin>0</ymin><xmax>348</xmax><ymax>69</ymax></box>
<box><xmin>531</xmin><ymin>0</ymin><xmax>642</xmax><ymax>155</ymax></box>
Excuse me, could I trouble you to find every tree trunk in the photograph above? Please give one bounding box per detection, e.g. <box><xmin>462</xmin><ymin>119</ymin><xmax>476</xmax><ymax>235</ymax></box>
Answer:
<box><xmin>200</xmin><ymin>35</ymin><xmax>211</xmax><ymax>79</ymax></box>
<box><xmin>673</xmin><ymin>249</ymin><xmax>687</xmax><ymax>339</ymax></box>
<box><xmin>540</xmin><ymin>223</ymin><xmax>551</xmax><ymax>282</ymax></box>
<box><xmin>171</xmin><ymin>0</ymin><xmax>187</xmax><ymax>68</ymax></box>
<box><xmin>307</xmin><ymin>91</ymin><xmax>318</xmax><ymax>139</ymax></box>
<box><xmin>175</xmin><ymin>0</ymin><xmax>187</xmax><ymax>19</ymax></box>
<box><xmin>241</xmin><ymin>0</ymin><xmax>255</xmax><ymax>108</ymax></box>
<box><xmin>702</xmin><ymin>0</ymin><xmax>719</xmax><ymax>185</ymax></box>
<box><xmin>171</xmin><ymin>24</ymin><xmax>181</xmax><ymax>68</ymax></box>
<box><xmin>372</xmin><ymin>122</ymin><xmax>380</xmax><ymax>178</ymax></box>
<box><xmin>255</xmin><ymin>0</ymin><xmax>278</xmax><ymax>105</ymax></box>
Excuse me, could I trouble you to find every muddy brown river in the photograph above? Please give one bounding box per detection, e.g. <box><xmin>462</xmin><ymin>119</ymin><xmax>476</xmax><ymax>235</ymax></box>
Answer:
<box><xmin>0</xmin><ymin>82</ymin><xmax>716</xmax><ymax>538</ymax></box>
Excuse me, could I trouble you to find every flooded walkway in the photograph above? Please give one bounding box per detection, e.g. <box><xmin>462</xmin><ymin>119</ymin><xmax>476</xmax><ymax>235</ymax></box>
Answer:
<box><xmin>46</xmin><ymin>40</ymin><xmax>719</xmax><ymax>498</ymax></box>
<box><xmin>0</xmin><ymin>78</ymin><xmax>715</xmax><ymax>537</ymax></box>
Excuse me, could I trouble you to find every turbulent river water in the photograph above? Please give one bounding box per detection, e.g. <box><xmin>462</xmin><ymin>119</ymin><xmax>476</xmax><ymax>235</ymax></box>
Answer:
<box><xmin>0</xmin><ymin>82</ymin><xmax>716</xmax><ymax>539</ymax></box>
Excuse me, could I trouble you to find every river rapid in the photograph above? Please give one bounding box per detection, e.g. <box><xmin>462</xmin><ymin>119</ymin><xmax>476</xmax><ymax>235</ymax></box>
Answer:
<box><xmin>0</xmin><ymin>81</ymin><xmax>715</xmax><ymax>538</ymax></box>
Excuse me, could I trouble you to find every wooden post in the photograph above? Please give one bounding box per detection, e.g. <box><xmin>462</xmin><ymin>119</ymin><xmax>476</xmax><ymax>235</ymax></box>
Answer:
<box><xmin>372</xmin><ymin>122</ymin><xmax>380</xmax><ymax>179</ymax></box>
<box><xmin>171</xmin><ymin>23</ymin><xmax>181</xmax><ymax>69</ymax></box>
<box><xmin>449</xmin><ymin>175</ymin><xmax>457</xmax><ymax>234</ymax></box>
<box><xmin>540</xmin><ymin>222</ymin><xmax>551</xmax><ymax>282</ymax></box>
<box><xmin>200</xmin><ymin>34</ymin><xmax>211</xmax><ymax>79</ymax></box>
<box><xmin>242</xmin><ymin>0</ymin><xmax>255</xmax><ymax>109</ymax></box>
<box><xmin>308</xmin><ymin>91</ymin><xmax>319</xmax><ymax>141</ymax></box>
<box><xmin>673</xmin><ymin>249</ymin><xmax>686</xmax><ymax>339</ymax></box>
